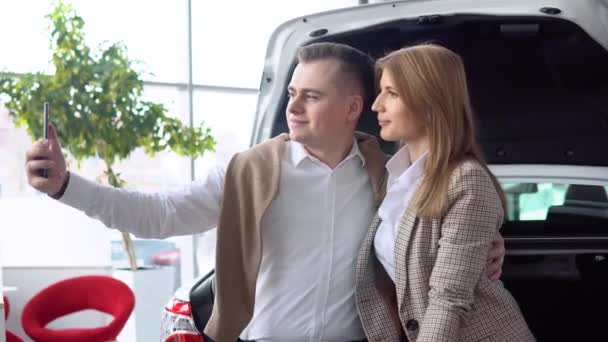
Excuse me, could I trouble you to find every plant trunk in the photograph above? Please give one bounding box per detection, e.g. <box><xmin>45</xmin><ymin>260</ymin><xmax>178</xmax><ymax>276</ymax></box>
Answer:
<box><xmin>121</xmin><ymin>231</ymin><xmax>138</xmax><ymax>271</ymax></box>
<box><xmin>105</xmin><ymin>164</ymin><xmax>138</xmax><ymax>271</ymax></box>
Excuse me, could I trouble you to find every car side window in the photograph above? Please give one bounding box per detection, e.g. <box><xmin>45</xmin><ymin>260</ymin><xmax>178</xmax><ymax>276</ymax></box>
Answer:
<box><xmin>503</xmin><ymin>183</ymin><xmax>567</xmax><ymax>221</ymax></box>
<box><xmin>502</xmin><ymin>182</ymin><xmax>608</xmax><ymax>221</ymax></box>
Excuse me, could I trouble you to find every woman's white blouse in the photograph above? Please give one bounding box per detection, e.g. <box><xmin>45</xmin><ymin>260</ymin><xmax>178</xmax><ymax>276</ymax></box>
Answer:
<box><xmin>374</xmin><ymin>146</ymin><xmax>428</xmax><ymax>282</ymax></box>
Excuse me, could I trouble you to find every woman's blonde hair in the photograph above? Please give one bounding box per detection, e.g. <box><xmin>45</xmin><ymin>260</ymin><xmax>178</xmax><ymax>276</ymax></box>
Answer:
<box><xmin>376</xmin><ymin>44</ymin><xmax>506</xmax><ymax>218</ymax></box>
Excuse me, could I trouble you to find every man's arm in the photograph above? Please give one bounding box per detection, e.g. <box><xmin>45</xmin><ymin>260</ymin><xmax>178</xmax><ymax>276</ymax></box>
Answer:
<box><xmin>58</xmin><ymin>167</ymin><xmax>224</xmax><ymax>239</ymax></box>
<box><xmin>26</xmin><ymin>123</ymin><xmax>224</xmax><ymax>239</ymax></box>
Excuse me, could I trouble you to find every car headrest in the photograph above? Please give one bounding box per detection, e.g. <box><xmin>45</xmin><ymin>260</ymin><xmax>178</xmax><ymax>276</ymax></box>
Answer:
<box><xmin>565</xmin><ymin>184</ymin><xmax>608</xmax><ymax>203</ymax></box>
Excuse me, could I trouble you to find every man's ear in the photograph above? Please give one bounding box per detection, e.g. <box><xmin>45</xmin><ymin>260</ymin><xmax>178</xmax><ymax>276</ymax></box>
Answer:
<box><xmin>346</xmin><ymin>95</ymin><xmax>364</xmax><ymax>124</ymax></box>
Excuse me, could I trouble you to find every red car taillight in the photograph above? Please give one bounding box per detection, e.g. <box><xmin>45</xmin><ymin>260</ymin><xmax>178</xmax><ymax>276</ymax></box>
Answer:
<box><xmin>165</xmin><ymin>297</ymin><xmax>193</xmax><ymax>316</ymax></box>
<box><xmin>161</xmin><ymin>298</ymin><xmax>204</xmax><ymax>342</ymax></box>
<box><xmin>164</xmin><ymin>333</ymin><xmax>204</xmax><ymax>342</ymax></box>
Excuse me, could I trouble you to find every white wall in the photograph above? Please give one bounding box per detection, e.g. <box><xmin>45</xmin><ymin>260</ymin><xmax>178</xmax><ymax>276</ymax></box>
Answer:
<box><xmin>0</xmin><ymin>195</ymin><xmax>112</xmax><ymax>267</ymax></box>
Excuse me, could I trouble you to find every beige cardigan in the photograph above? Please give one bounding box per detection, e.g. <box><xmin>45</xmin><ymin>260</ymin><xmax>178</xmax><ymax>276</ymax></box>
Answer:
<box><xmin>204</xmin><ymin>132</ymin><xmax>387</xmax><ymax>341</ymax></box>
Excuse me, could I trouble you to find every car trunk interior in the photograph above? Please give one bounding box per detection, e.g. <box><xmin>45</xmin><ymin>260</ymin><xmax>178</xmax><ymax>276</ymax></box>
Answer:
<box><xmin>269</xmin><ymin>14</ymin><xmax>608</xmax><ymax>341</ymax></box>
<box><xmin>272</xmin><ymin>14</ymin><xmax>608</xmax><ymax>166</ymax></box>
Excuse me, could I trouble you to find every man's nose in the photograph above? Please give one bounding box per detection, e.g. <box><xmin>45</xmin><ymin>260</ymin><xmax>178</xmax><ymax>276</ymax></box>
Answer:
<box><xmin>287</xmin><ymin>98</ymin><xmax>303</xmax><ymax>115</ymax></box>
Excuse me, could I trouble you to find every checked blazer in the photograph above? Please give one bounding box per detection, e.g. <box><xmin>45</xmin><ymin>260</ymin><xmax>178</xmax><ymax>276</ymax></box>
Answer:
<box><xmin>355</xmin><ymin>160</ymin><xmax>535</xmax><ymax>342</ymax></box>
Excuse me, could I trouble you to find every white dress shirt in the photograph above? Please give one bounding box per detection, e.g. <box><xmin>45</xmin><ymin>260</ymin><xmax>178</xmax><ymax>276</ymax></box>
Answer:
<box><xmin>374</xmin><ymin>146</ymin><xmax>428</xmax><ymax>282</ymax></box>
<box><xmin>60</xmin><ymin>139</ymin><xmax>375</xmax><ymax>342</ymax></box>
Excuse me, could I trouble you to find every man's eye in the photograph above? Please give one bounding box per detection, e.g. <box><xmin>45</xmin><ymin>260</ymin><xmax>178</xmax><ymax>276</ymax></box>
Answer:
<box><xmin>287</xmin><ymin>92</ymin><xmax>294</xmax><ymax>98</ymax></box>
<box><xmin>306</xmin><ymin>95</ymin><xmax>318</xmax><ymax>100</ymax></box>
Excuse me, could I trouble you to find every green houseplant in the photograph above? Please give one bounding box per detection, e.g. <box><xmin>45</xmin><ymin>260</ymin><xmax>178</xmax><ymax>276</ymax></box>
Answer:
<box><xmin>0</xmin><ymin>1</ymin><xmax>215</xmax><ymax>271</ymax></box>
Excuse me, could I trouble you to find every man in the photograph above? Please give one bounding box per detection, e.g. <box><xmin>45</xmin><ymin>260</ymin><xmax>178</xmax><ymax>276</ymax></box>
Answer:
<box><xmin>26</xmin><ymin>43</ymin><xmax>504</xmax><ymax>342</ymax></box>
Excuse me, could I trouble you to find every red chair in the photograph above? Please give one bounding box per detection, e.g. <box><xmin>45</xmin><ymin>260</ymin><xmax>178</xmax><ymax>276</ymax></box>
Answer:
<box><xmin>4</xmin><ymin>295</ymin><xmax>24</xmax><ymax>342</ymax></box>
<box><xmin>21</xmin><ymin>275</ymin><xmax>135</xmax><ymax>342</ymax></box>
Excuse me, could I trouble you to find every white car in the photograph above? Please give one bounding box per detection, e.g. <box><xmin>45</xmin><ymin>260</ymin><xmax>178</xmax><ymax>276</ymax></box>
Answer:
<box><xmin>162</xmin><ymin>0</ymin><xmax>608</xmax><ymax>341</ymax></box>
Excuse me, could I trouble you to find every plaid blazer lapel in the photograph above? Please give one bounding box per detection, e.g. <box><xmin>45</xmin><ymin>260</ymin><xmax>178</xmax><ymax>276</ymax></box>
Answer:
<box><xmin>355</xmin><ymin>215</ymin><xmax>403</xmax><ymax>340</ymax></box>
<box><xmin>393</xmin><ymin>202</ymin><xmax>419</xmax><ymax>303</ymax></box>
<box><xmin>355</xmin><ymin>214</ymin><xmax>381</xmax><ymax>286</ymax></box>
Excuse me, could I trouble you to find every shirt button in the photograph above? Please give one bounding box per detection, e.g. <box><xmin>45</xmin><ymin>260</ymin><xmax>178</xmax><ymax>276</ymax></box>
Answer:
<box><xmin>405</xmin><ymin>319</ymin><xmax>419</xmax><ymax>331</ymax></box>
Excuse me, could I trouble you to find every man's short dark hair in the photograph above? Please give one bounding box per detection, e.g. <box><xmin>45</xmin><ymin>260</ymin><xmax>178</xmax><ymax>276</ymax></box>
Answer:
<box><xmin>297</xmin><ymin>42</ymin><xmax>375</xmax><ymax>109</ymax></box>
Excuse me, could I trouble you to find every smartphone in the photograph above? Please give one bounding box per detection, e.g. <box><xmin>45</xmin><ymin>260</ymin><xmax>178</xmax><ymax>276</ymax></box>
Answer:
<box><xmin>42</xmin><ymin>102</ymin><xmax>49</xmax><ymax>178</ymax></box>
<box><xmin>44</xmin><ymin>102</ymin><xmax>49</xmax><ymax>139</ymax></box>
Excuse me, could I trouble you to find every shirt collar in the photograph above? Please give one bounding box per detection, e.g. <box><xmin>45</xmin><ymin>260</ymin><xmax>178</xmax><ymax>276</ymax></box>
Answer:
<box><xmin>289</xmin><ymin>138</ymin><xmax>366</xmax><ymax>167</ymax></box>
<box><xmin>386</xmin><ymin>145</ymin><xmax>428</xmax><ymax>181</ymax></box>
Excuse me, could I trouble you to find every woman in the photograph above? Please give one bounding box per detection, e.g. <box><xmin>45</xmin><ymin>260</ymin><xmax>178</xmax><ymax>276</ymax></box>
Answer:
<box><xmin>355</xmin><ymin>44</ymin><xmax>535</xmax><ymax>342</ymax></box>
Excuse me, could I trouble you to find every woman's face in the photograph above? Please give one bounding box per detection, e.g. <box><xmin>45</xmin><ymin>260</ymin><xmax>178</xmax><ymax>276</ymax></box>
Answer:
<box><xmin>372</xmin><ymin>69</ymin><xmax>426</xmax><ymax>143</ymax></box>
